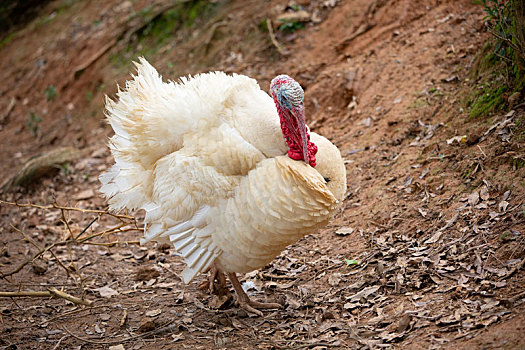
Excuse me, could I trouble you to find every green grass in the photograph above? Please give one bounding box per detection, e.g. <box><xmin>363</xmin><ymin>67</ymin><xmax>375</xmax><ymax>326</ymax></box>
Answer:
<box><xmin>111</xmin><ymin>0</ymin><xmax>219</xmax><ymax>68</ymax></box>
<box><xmin>26</xmin><ymin>112</ymin><xmax>42</xmax><ymax>136</ymax></box>
<box><xmin>468</xmin><ymin>85</ymin><xmax>507</xmax><ymax>119</ymax></box>
<box><xmin>44</xmin><ymin>85</ymin><xmax>57</xmax><ymax>101</ymax></box>
<box><xmin>0</xmin><ymin>32</ymin><xmax>17</xmax><ymax>50</ymax></box>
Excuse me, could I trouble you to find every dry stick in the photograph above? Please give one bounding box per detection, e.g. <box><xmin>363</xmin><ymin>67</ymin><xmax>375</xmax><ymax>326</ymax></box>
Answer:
<box><xmin>52</xmin><ymin>336</ymin><xmax>67</xmax><ymax>350</ymax></box>
<box><xmin>1</xmin><ymin>224</ymin><xmax>140</xmax><ymax>278</ymax></box>
<box><xmin>84</xmin><ymin>240</ymin><xmax>140</xmax><ymax>247</ymax></box>
<box><xmin>488</xmin><ymin>28</ymin><xmax>525</xmax><ymax>59</ymax></box>
<box><xmin>59</xmin><ymin>208</ymin><xmax>89</xmax><ymax>295</ymax></box>
<box><xmin>266</xmin><ymin>18</ymin><xmax>288</xmax><ymax>56</ymax></box>
<box><xmin>48</xmin><ymin>288</ymin><xmax>93</xmax><ymax>306</ymax></box>
<box><xmin>60</xmin><ymin>207</ymin><xmax>74</xmax><ymax>240</ymax></box>
<box><xmin>75</xmin><ymin>216</ymin><xmax>99</xmax><ymax>240</ymax></box>
<box><xmin>0</xmin><ymin>288</ymin><xmax>92</xmax><ymax>306</ymax></box>
<box><xmin>0</xmin><ymin>199</ymin><xmax>135</xmax><ymax>222</ymax></box>
<box><xmin>10</xmin><ymin>224</ymin><xmax>72</xmax><ymax>278</ymax></box>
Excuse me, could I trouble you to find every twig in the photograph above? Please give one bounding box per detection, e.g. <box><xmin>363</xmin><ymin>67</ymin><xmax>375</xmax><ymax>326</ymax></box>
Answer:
<box><xmin>0</xmin><ymin>291</ymin><xmax>51</xmax><ymax>297</ymax></box>
<box><xmin>83</xmin><ymin>240</ymin><xmax>140</xmax><ymax>247</ymax></box>
<box><xmin>0</xmin><ymin>199</ymin><xmax>136</xmax><ymax>222</ymax></box>
<box><xmin>75</xmin><ymin>216</ymin><xmax>99</xmax><ymax>240</ymax></box>
<box><xmin>10</xmin><ymin>224</ymin><xmax>72</xmax><ymax>278</ymax></box>
<box><xmin>60</xmin><ymin>207</ymin><xmax>74</xmax><ymax>240</ymax></box>
<box><xmin>488</xmin><ymin>28</ymin><xmax>525</xmax><ymax>60</ymax></box>
<box><xmin>52</xmin><ymin>336</ymin><xmax>67</xmax><ymax>350</ymax></box>
<box><xmin>1</xmin><ymin>223</ymin><xmax>140</xmax><ymax>278</ymax></box>
<box><xmin>48</xmin><ymin>288</ymin><xmax>93</xmax><ymax>306</ymax></box>
<box><xmin>1</xmin><ymin>97</ymin><xmax>16</xmax><ymax>122</ymax></box>
<box><xmin>266</xmin><ymin>18</ymin><xmax>288</xmax><ymax>56</ymax></box>
<box><xmin>0</xmin><ymin>288</ymin><xmax>92</xmax><ymax>306</ymax></box>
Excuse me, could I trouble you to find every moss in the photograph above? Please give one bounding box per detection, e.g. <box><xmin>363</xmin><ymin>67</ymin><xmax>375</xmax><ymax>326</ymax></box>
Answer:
<box><xmin>468</xmin><ymin>85</ymin><xmax>507</xmax><ymax>119</ymax></box>
<box><xmin>0</xmin><ymin>31</ymin><xmax>16</xmax><ymax>49</ymax></box>
<box><xmin>111</xmin><ymin>0</ymin><xmax>219</xmax><ymax>68</ymax></box>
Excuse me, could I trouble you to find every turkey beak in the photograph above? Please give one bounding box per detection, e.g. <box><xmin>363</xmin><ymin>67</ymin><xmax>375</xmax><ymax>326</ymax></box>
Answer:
<box><xmin>290</xmin><ymin>105</ymin><xmax>310</xmax><ymax>165</ymax></box>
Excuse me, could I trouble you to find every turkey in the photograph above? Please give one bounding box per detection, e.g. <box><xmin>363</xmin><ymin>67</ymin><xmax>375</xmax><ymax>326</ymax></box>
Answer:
<box><xmin>100</xmin><ymin>58</ymin><xmax>346</xmax><ymax>315</ymax></box>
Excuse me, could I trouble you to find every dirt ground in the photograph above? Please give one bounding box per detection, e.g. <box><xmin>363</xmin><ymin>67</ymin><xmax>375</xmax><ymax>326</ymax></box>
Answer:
<box><xmin>0</xmin><ymin>0</ymin><xmax>524</xmax><ymax>349</ymax></box>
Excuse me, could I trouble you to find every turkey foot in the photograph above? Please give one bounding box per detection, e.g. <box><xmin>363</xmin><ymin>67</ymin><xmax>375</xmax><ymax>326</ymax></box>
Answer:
<box><xmin>227</xmin><ymin>272</ymin><xmax>282</xmax><ymax>316</ymax></box>
<box><xmin>198</xmin><ymin>263</ymin><xmax>228</xmax><ymax>296</ymax></box>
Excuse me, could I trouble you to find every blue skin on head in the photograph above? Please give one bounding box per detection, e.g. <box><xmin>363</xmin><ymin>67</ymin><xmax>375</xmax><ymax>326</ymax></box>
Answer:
<box><xmin>270</xmin><ymin>75</ymin><xmax>304</xmax><ymax>109</ymax></box>
<box><xmin>270</xmin><ymin>75</ymin><xmax>310</xmax><ymax>164</ymax></box>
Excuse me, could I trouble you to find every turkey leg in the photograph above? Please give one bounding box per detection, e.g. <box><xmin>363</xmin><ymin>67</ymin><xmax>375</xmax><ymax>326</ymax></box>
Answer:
<box><xmin>208</xmin><ymin>263</ymin><xmax>227</xmax><ymax>294</ymax></box>
<box><xmin>199</xmin><ymin>263</ymin><xmax>228</xmax><ymax>295</ymax></box>
<box><xmin>226</xmin><ymin>272</ymin><xmax>282</xmax><ymax>316</ymax></box>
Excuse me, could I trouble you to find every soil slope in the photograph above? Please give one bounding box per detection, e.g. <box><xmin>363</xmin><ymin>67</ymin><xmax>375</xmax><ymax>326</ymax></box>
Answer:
<box><xmin>0</xmin><ymin>0</ymin><xmax>524</xmax><ymax>349</ymax></box>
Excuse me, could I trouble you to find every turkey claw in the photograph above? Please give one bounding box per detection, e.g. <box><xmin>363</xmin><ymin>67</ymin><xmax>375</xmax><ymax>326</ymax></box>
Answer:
<box><xmin>239</xmin><ymin>300</ymin><xmax>282</xmax><ymax>316</ymax></box>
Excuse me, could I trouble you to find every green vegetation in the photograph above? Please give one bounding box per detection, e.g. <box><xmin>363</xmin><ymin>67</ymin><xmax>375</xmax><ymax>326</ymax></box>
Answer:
<box><xmin>111</xmin><ymin>0</ymin><xmax>219</xmax><ymax>67</ymax></box>
<box><xmin>278</xmin><ymin>20</ymin><xmax>304</xmax><ymax>33</ymax></box>
<box><xmin>468</xmin><ymin>83</ymin><xmax>507</xmax><ymax>118</ymax></box>
<box><xmin>44</xmin><ymin>85</ymin><xmax>57</xmax><ymax>101</ymax></box>
<box><xmin>475</xmin><ymin>0</ymin><xmax>525</xmax><ymax>70</ymax></box>
<box><xmin>468</xmin><ymin>0</ymin><xmax>525</xmax><ymax>118</ymax></box>
<box><xmin>258</xmin><ymin>19</ymin><xmax>268</xmax><ymax>32</ymax></box>
<box><xmin>344</xmin><ymin>258</ymin><xmax>359</xmax><ymax>266</ymax></box>
<box><xmin>26</xmin><ymin>112</ymin><xmax>42</xmax><ymax>136</ymax></box>
<box><xmin>0</xmin><ymin>32</ymin><xmax>17</xmax><ymax>50</ymax></box>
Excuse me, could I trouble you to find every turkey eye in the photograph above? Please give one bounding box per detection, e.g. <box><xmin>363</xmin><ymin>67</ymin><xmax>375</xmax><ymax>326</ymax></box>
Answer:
<box><xmin>324</xmin><ymin>177</ymin><xmax>331</xmax><ymax>183</ymax></box>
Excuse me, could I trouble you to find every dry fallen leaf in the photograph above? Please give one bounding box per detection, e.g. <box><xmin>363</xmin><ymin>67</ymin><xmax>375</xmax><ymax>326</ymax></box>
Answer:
<box><xmin>446</xmin><ymin>135</ymin><xmax>467</xmax><ymax>145</ymax></box>
<box><xmin>347</xmin><ymin>285</ymin><xmax>380</xmax><ymax>303</ymax></box>
<box><xmin>145</xmin><ymin>309</ymin><xmax>162</xmax><ymax>317</ymax></box>
<box><xmin>96</xmin><ymin>286</ymin><xmax>119</xmax><ymax>298</ymax></box>
<box><xmin>335</xmin><ymin>227</ymin><xmax>354</xmax><ymax>236</ymax></box>
<box><xmin>172</xmin><ymin>333</ymin><xmax>185</xmax><ymax>342</ymax></box>
<box><xmin>468</xmin><ymin>191</ymin><xmax>480</xmax><ymax>206</ymax></box>
<box><xmin>109</xmin><ymin>345</ymin><xmax>125</xmax><ymax>350</ymax></box>
<box><xmin>480</xmin><ymin>185</ymin><xmax>490</xmax><ymax>201</ymax></box>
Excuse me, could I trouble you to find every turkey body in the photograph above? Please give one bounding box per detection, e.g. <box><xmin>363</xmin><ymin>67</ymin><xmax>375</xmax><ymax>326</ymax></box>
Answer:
<box><xmin>100</xmin><ymin>59</ymin><xmax>346</xmax><ymax>301</ymax></box>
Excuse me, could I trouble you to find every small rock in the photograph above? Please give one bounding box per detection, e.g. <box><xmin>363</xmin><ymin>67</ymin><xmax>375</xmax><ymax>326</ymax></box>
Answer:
<box><xmin>32</xmin><ymin>262</ymin><xmax>47</xmax><ymax>275</ymax></box>
<box><xmin>137</xmin><ymin>317</ymin><xmax>156</xmax><ymax>333</ymax></box>
<box><xmin>135</xmin><ymin>266</ymin><xmax>160</xmax><ymax>281</ymax></box>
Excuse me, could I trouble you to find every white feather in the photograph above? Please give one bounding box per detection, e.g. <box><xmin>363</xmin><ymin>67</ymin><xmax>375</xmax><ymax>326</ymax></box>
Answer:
<box><xmin>100</xmin><ymin>58</ymin><xmax>345</xmax><ymax>286</ymax></box>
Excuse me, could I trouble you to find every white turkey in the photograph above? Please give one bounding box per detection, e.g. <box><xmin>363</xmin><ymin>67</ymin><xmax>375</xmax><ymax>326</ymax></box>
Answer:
<box><xmin>100</xmin><ymin>58</ymin><xmax>346</xmax><ymax>315</ymax></box>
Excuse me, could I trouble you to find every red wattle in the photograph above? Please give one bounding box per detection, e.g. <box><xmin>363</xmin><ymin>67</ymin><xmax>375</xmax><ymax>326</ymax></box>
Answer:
<box><xmin>273</xmin><ymin>97</ymin><xmax>317</xmax><ymax>167</ymax></box>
